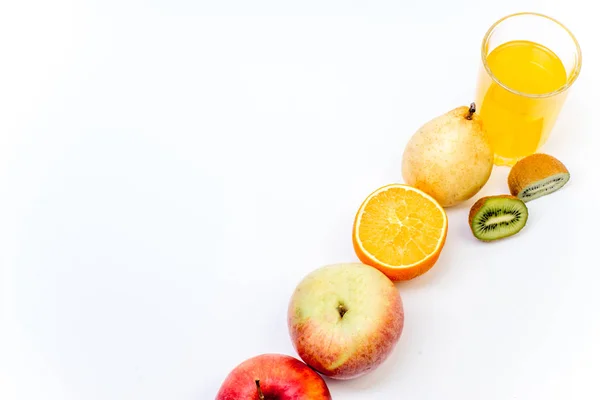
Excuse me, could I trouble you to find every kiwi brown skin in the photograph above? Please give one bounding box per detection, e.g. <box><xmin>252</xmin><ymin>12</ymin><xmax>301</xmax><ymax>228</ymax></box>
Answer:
<box><xmin>469</xmin><ymin>195</ymin><xmax>528</xmax><ymax>242</ymax></box>
<box><xmin>508</xmin><ymin>153</ymin><xmax>570</xmax><ymax>201</ymax></box>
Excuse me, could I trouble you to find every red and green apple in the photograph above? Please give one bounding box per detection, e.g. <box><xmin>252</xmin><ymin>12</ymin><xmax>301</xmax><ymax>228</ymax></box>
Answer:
<box><xmin>288</xmin><ymin>262</ymin><xmax>404</xmax><ymax>379</ymax></box>
<box><xmin>215</xmin><ymin>353</ymin><xmax>331</xmax><ymax>399</ymax></box>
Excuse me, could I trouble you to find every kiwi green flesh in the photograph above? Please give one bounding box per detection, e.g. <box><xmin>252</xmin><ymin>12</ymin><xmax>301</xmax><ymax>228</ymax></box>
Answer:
<box><xmin>471</xmin><ymin>198</ymin><xmax>528</xmax><ymax>241</ymax></box>
<box><xmin>518</xmin><ymin>172</ymin><xmax>570</xmax><ymax>202</ymax></box>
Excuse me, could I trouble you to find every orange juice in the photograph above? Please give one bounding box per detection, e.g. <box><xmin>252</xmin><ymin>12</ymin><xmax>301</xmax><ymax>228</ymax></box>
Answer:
<box><xmin>476</xmin><ymin>40</ymin><xmax>569</xmax><ymax>165</ymax></box>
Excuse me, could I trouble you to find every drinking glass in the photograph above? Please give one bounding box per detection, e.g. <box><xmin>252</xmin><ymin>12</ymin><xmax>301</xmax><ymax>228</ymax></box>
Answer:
<box><xmin>475</xmin><ymin>12</ymin><xmax>582</xmax><ymax>166</ymax></box>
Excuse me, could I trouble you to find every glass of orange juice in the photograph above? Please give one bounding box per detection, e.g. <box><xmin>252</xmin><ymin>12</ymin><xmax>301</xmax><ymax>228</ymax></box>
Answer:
<box><xmin>475</xmin><ymin>12</ymin><xmax>582</xmax><ymax>166</ymax></box>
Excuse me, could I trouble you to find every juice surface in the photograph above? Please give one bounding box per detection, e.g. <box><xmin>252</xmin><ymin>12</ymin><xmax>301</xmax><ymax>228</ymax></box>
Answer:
<box><xmin>476</xmin><ymin>40</ymin><xmax>568</xmax><ymax>165</ymax></box>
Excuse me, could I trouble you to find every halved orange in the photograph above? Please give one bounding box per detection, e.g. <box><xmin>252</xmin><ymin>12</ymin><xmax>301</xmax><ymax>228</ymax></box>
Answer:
<box><xmin>352</xmin><ymin>184</ymin><xmax>448</xmax><ymax>281</ymax></box>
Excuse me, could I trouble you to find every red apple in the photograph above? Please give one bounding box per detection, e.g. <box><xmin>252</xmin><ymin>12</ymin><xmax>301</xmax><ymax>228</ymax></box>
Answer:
<box><xmin>215</xmin><ymin>353</ymin><xmax>331</xmax><ymax>400</ymax></box>
<box><xmin>288</xmin><ymin>263</ymin><xmax>404</xmax><ymax>379</ymax></box>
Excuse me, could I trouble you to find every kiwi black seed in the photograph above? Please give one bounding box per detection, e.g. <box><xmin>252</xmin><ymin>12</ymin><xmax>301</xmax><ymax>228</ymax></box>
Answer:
<box><xmin>469</xmin><ymin>195</ymin><xmax>529</xmax><ymax>242</ymax></box>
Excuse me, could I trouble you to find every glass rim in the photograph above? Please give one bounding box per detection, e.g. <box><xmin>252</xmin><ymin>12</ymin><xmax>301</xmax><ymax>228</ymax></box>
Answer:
<box><xmin>481</xmin><ymin>11</ymin><xmax>582</xmax><ymax>99</ymax></box>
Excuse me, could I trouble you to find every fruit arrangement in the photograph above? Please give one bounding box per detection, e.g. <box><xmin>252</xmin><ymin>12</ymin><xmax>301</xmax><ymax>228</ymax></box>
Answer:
<box><xmin>214</xmin><ymin>103</ymin><xmax>570</xmax><ymax>399</ymax></box>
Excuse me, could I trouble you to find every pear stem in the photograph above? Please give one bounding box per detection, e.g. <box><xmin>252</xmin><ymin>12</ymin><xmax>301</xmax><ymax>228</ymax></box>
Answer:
<box><xmin>466</xmin><ymin>102</ymin><xmax>476</xmax><ymax>120</ymax></box>
<box><xmin>255</xmin><ymin>380</ymin><xmax>265</xmax><ymax>400</ymax></box>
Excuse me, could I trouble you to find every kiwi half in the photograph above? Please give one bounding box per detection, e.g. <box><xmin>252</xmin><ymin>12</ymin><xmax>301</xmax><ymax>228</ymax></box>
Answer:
<box><xmin>469</xmin><ymin>195</ymin><xmax>528</xmax><ymax>241</ymax></box>
<box><xmin>508</xmin><ymin>153</ymin><xmax>570</xmax><ymax>202</ymax></box>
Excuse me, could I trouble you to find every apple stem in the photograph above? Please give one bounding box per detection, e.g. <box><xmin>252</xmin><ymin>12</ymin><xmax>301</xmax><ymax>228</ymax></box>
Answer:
<box><xmin>337</xmin><ymin>303</ymin><xmax>347</xmax><ymax>318</ymax></box>
<box><xmin>255</xmin><ymin>379</ymin><xmax>265</xmax><ymax>400</ymax></box>
<box><xmin>466</xmin><ymin>102</ymin><xmax>476</xmax><ymax>120</ymax></box>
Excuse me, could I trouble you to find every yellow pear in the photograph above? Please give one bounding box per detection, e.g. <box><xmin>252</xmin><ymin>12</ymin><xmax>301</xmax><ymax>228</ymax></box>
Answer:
<box><xmin>402</xmin><ymin>103</ymin><xmax>493</xmax><ymax>207</ymax></box>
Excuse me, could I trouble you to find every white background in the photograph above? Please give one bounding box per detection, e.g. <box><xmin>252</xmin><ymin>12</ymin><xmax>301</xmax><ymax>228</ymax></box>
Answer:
<box><xmin>1</xmin><ymin>1</ymin><xmax>599</xmax><ymax>399</ymax></box>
